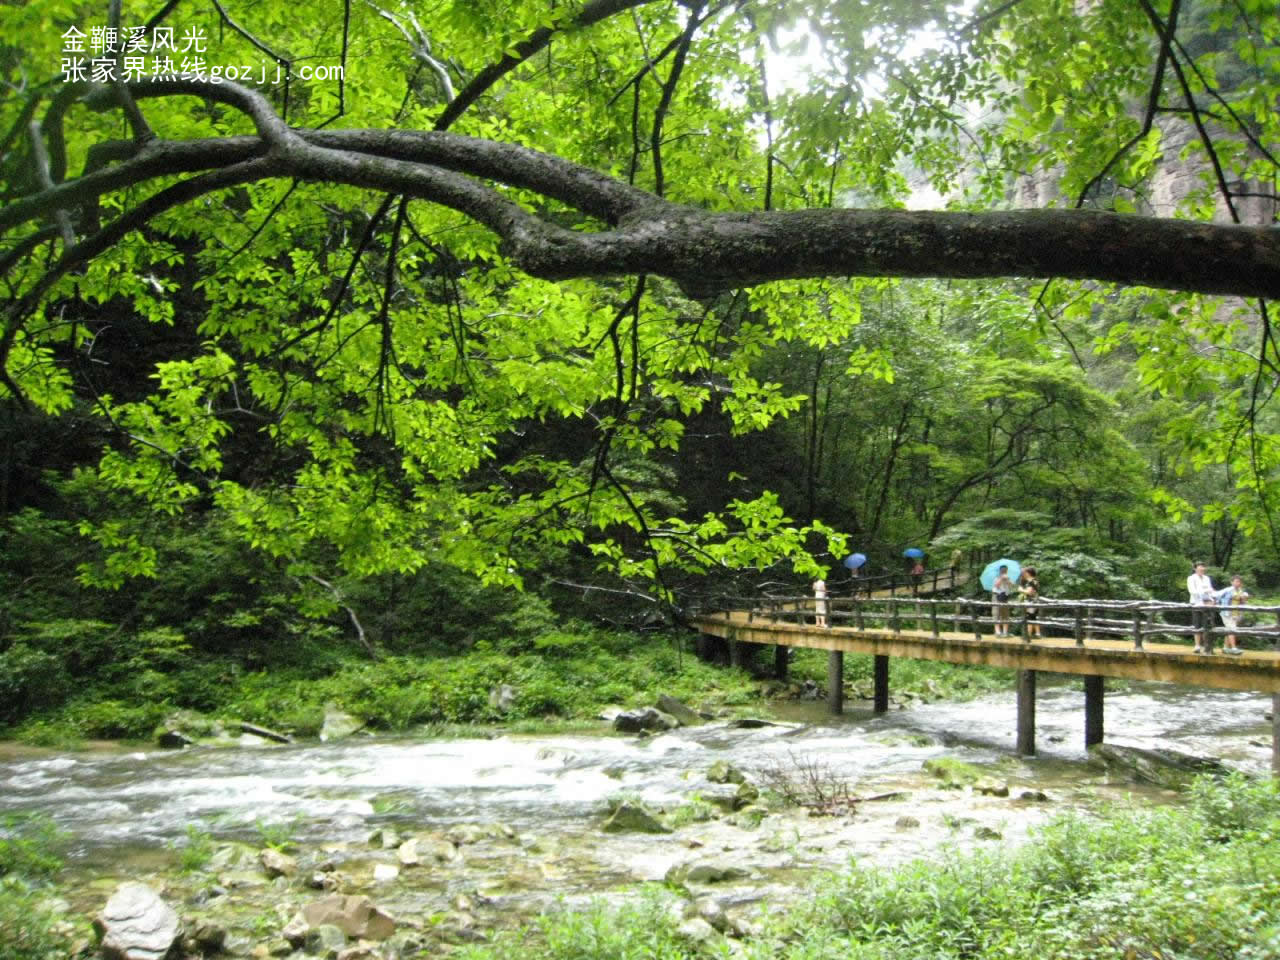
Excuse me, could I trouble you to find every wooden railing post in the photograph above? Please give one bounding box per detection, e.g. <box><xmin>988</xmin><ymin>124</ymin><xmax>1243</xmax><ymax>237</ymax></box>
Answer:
<box><xmin>931</xmin><ymin>600</ymin><xmax>940</xmax><ymax>638</ymax></box>
<box><xmin>891</xmin><ymin>598</ymin><xmax>901</xmax><ymax>634</ymax></box>
<box><xmin>1273</xmin><ymin>612</ymin><xmax>1280</xmax><ymax>778</ymax></box>
<box><xmin>1132</xmin><ymin>608</ymin><xmax>1144</xmax><ymax>651</ymax></box>
<box><xmin>971</xmin><ymin>600</ymin><xmax>981</xmax><ymax>641</ymax></box>
<box><xmin>1074</xmin><ymin>606</ymin><xmax>1084</xmax><ymax>647</ymax></box>
<box><xmin>855</xmin><ymin>599</ymin><xmax>865</xmax><ymax>632</ymax></box>
<box><xmin>1021</xmin><ymin>602</ymin><xmax>1031</xmax><ymax>642</ymax></box>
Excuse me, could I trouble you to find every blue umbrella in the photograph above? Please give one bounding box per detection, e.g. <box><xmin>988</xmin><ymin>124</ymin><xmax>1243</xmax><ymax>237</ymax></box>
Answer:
<box><xmin>844</xmin><ymin>552</ymin><xmax>867</xmax><ymax>570</ymax></box>
<box><xmin>903</xmin><ymin>547</ymin><xmax>924</xmax><ymax>559</ymax></box>
<box><xmin>980</xmin><ymin>558</ymin><xmax>1022</xmax><ymax>591</ymax></box>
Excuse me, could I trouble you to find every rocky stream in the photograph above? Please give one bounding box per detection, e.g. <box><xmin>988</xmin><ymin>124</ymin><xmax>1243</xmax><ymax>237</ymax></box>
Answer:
<box><xmin>0</xmin><ymin>680</ymin><xmax>1273</xmax><ymax>959</ymax></box>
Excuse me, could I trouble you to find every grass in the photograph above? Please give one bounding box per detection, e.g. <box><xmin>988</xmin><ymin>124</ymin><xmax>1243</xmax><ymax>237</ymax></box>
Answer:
<box><xmin>451</xmin><ymin>773</ymin><xmax>1280</xmax><ymax>960</ymax></box>
<box><xmin>3</xmin><ymin>624</ymin><xmax>1031</xmax><ymax>747</ymax></box>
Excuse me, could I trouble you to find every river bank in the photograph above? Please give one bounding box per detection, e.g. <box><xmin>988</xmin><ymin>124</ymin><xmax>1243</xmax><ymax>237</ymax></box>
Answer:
<box><xmin>2</xmin><ymin>679</ymin><xmax>1275</xmax><ymax>958</ymax></box>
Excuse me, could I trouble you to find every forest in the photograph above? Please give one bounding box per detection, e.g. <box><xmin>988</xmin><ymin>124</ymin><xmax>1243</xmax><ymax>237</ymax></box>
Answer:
<box><xmin>2</xmin><ymin>0</ymin><xmax>1280</xmax><ymax>954</ymax></box>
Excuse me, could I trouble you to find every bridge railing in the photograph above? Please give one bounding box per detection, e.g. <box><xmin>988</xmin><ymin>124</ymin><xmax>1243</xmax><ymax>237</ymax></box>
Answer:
<box><xmin>698</xmin><ymin>592</ymin><xmax>1280</xmax><ymax>652</ymax></box>
<box><xmin>794</xmin><ymin>566</ymin><xmax>966</xmax><ymax>598</ymax></box>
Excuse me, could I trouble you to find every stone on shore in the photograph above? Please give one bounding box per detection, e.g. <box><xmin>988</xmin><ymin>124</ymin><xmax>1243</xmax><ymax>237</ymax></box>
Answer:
<box><xmin>301</xmin><ymin>895</ymin><xmax>396</xmax><ymax>941</ymax></box>
<box><xmin>95</xmin><ymin>882</ymin><xmax>183</xmax><ymax>960</ymax></box>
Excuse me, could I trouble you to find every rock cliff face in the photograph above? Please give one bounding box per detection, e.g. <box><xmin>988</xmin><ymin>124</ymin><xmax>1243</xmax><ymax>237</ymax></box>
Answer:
<box><xmin>1146</xmin><ymin>117</ymin><xmax>1277</xmax><ymax>226</ymax></box>
<box><xmin>1012</xmin><ymin>113</ymin><xmax>1276</xmax><ymax>228</ymax></box>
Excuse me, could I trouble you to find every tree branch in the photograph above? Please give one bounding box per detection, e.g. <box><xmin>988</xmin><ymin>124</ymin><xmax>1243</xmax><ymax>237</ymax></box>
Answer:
<box><xmin>434</xmin><ymin>0</ymin><xmax>659</xmax><ymax>130</ymax></box>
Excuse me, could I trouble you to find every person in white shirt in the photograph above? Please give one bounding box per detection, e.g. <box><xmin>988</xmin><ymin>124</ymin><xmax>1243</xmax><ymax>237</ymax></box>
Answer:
<box><xmin>812</xmin><ymin>578</ymin><xmax>828</xmax><ymax>628</ymax></box>
<box><xmin>1185</xmin><ymin>562</ymin><xmax>1215</xmax><ymax>654</ymax></box>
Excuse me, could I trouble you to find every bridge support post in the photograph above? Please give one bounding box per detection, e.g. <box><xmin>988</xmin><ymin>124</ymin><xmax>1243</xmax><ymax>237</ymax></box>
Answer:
<box><xmin>1084</xmin><ymin>675</ymin><xmax>1104</xmax><ymax>748</ymax></box>
<box><xmin>1016</xmin><ymin>669</ymin><xmax>1036</xmax><ymax>756</ymax></box>
<box><xmin>695</xmin><ymin>634</ymin><xmax>727</xmax><ymax>664</ymax></box>
<box><xmin>827</xmin><ymin>651</ymin><xmax>844</xmax><ymax>716</ymax></box>
<box><xmin>1272</xmin><ymin>693</ymin><xmax>1279</xmax><ymax>778</ymax></box>
<box><xmin>729</xmin><ymin>639</ymin><xmax>750</xmax><ymax>669</ymax></box>
<box><xmin>775</xmin><ymin>644</ymin><xmax>789</xmax><ymax>680</ymax></box>
<box><xmin>873</xmin><ymin>655</ymin><xmax>889</xmax><ymax>714</ymax></box>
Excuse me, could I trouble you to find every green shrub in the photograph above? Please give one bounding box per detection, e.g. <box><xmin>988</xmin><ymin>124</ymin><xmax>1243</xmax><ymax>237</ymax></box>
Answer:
<box><xmin>0</xmin><ymin>877</ymin><xmax>71</xmax><ymax>960</ymax></box>
<box><xmin>0</xmin><ymin>815</ymin><xmax>66</xmax><ymax>880</ymax></box>
<box><xmin>0</xmin><ymin>644</ymin><xmax>73</xmax><ymax>724</ymax></box>
<box><xmin>171</xmin><ymin>824</ymin><xmax>216</xmax><ymax>874</ymax></box>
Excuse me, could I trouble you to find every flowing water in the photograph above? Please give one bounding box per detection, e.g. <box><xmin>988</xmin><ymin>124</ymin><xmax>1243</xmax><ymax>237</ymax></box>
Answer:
<box><xmin>0</xmin><ymin>680</ymin><xmax>1273</xmax><ymax>940</ymax></box>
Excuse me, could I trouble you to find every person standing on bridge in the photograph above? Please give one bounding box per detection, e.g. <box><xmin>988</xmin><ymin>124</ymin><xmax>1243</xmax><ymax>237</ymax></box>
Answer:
<box><xmin>1018</xmin><ymin>567</ymin><xmax>1041</xmax><ymax>638</ymax></box>
<box><xmin>991</xmin><ymin>565</ymin><xmax>1015</xmax><ymax>637</ymax></box>
<box><xmin>1215</xmin><ymin>575</ymin><xmax>1248</xmax><ymax>655</ymax></box>
<box><xmin>1186</xmin><ymin>561</ymin><xmax>1216</xmax><ymax>654</ymax></box>
<box><xmin>813</xmin><ymin>577</ymin><xmax>829</xmax><ymax>628</ymax></box>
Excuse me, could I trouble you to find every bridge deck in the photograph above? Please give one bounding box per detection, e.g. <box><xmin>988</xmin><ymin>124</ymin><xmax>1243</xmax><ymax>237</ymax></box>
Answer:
<box><xmin>691</xmin><ymin>614</ymin><xmax>1280</xmax><ymax>693</ymax></box>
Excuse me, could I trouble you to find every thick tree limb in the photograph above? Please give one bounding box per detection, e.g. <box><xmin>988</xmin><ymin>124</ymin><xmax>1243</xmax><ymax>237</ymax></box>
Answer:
<box><xmin>7</xmin><ymin>79</ymin><xmax>1280</xmax><ymax>302</ymax></box>
<box><xmin>501</xmin><ymin>206</ymin><xmax>1280</xmax><ymax>300</ymax></box>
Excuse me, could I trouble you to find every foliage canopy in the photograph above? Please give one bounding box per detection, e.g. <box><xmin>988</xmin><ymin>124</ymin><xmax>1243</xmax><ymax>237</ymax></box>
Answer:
<box><xmin>3</xmin><ymin>0</ymin><xmax>1278</xmax><ymax>599</ymax></box>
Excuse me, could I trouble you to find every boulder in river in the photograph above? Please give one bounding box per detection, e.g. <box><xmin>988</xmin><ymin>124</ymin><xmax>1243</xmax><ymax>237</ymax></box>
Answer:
<box><xmin>613</xmin><ymin>707</ymin><xmax>679</xmax><ymax>733</ymax></box>
<box><xmin>301</xmin><ymin>894</ymin><xmax>396</xmax><ymax>941</ymax></box>
<box><xmin>601</xmin><ymin>802</ymin><xmax>673</xmax><ymax>834</ymax></box>
<box><xmin>973</xmin><ymin>778</ymin><xmax>1010</xmax><ymax>797</ymax></box>
<box><xmin>95</xmin><ymin>882</ymin><xmax>183</xmax><ymax>960</ymax></box>
<box><xmin>655</xmin><ymin>695</ymin><xmax>701</xmax><ymax>725</ymax></box>
<box><xmin>706</xmin><ymin>761</ymin><xmax>747</xmax><ymax>785</ymax></box>
<box><xmin>320</xmin><ymin>703</ymin><xmax>363</xmax><ymax>742</ymax></box>
<box><xmin>1088</xmin><ymin>743</ymin><xmax>1231</xmax><ymax>789</ymax></box>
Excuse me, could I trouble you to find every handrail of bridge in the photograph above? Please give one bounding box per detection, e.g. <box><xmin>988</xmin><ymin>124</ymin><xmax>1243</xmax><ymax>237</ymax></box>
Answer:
<box><xmin>692</xmin><ymin>591</ymin><xmax>1280</xmax><ymax>652</ymax></box>
<box><xmin>760</xmin><ymin>567</ymin><xmax>966</xmax><ymax>599</ymax></box>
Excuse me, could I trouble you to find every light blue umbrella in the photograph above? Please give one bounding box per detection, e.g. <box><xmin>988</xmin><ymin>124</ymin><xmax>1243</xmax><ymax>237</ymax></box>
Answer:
<box><xmin>903</xmin><ymin>547</ymin><xmax>924</xmax><ymax>559</ymax></box>
<box><xmin>980</xmin><ymin>558</ymin><xmax>1021</xmax><ymax>591</ymax></box>
<box><xmin>844</xmin><ymin>553</ymin><xmax>867</xmax><ymax>570</ymax></box>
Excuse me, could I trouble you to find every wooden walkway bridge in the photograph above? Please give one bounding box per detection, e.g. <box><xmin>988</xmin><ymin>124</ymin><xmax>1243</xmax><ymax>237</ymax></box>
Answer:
<box><xmin>689</xmin><ymin>570</ymin><xmax>1280</xmax><ymax>774</ymax></box>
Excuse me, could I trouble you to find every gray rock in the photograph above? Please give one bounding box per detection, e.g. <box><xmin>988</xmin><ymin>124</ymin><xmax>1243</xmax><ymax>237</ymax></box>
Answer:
<box><xmin>1018</xmin><ymin>790</ymin><xmax>1050</xmax><ymax>803</ymax></box>
<box><xmin>396</xmin><ymin>837</ymin><xmax>424</xmax><ymax>866</ymax></box>
<box><xmin>1088</xmin><ymin>743</ymin><xmax>1230</xmax><ymax>789</ymax></box>
<box><xmin>488</xmin><ymin>684</ymin><xmax>517</xmax><ymax>714</ymax></box>
<box><xmin>367</xmin><ymin>828</ymin><xmax>401</xmax><ymax>849</ymax></box>
<box><xmin>655</xmin><ymin>695</ymin><xmax>701</xmax><ymax>725</ymax></box>
<box><xmin>730</xmin><ymin>717</ymin><xmax>784</xmax><ymax>728</ymax></box>
<box><xmin>238</xmin><ymin>721</ymin><xmax>292</xmax><ymax>743</ymax></box>
<box><xmin>301</xmin><ymin>895</ymin><xmax>395</xmax><ymax>941</ymax></box>
<box><xmin>445</xmin><ymin>823</ymin><xmax>488</xmax><ymax>845</ymax></box>
<box><xmin>895</xmin><ymin>816</ymin><xmax>921</xmax><ymax>829</ymax></box>
<box><xmin>613</xmin><ymin>708</ymin><xmax>679</xmax><ymax>733</ymax></box>
<box><xmin>601</xmin><ymin>803</ymin><xmax>672</xmax><ymax>834</ymax></box>
<box><xmin>677</xmin><ymin>917</ymin><xmax>719</xmax><ymax>943</ymax></box>
<box><xmin>319</xmin><ymin>704</ymin><xmax>362</xmax><ymax>742</ymax></box>
<box><xmin>706</xmin><ymin>761</ymin><xmax>747</xmax><ymax>785</ymax></box>
<box><xmin>260</xmin><ymin>848</ymin><xmax>299</xmax><ymax>878</ymax></box>
<box><xmin>687</xmin><ymin>896</ymin><xmax>728</xmax><ymax>931</ymax></box>
<box><xmin>95</xmin><ymin>882</ymin><xmax>183</xmax><ymax>960</ymax></box>
<box><xmin>304</xmin><ymin>923</ymin><xmax>348</xmax><ymax>957</ymax></box>
<box><xmin>666</xmin><ymin>861</ymin><xmax>750</xmax><ymax>885</ymax></box>
<box><xmin>974</xmin><ymin>778</ymin><xmax>1010</xmax><ymax>797</ymax></box>
<box><xmin>309</xmin><ymin>871</ymin><xmax>339</xmax><ymax>891</ymax></box>
<box><xmin>156</xmin><ymin>730</ymin><xmax>195</xmax><ymax>749</ymax></box>
<box><xmin>974</xmin><ymin>826</ymin><xmax>1003</xmax><ymax>840</ymax></box>
<box><xmin>281</xmin><ymin>913</ymin><xmax>309</xmax><ymax>946</ymax></box>
<box><xmin>733</xmin><ymin>782</ymin><xmax>760</xmax><ymax>809</ymax></box>
<box><xmin>192</xmin><ymin>921</ymin><xmax>227</xmax><ymax>952</ymax></box>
